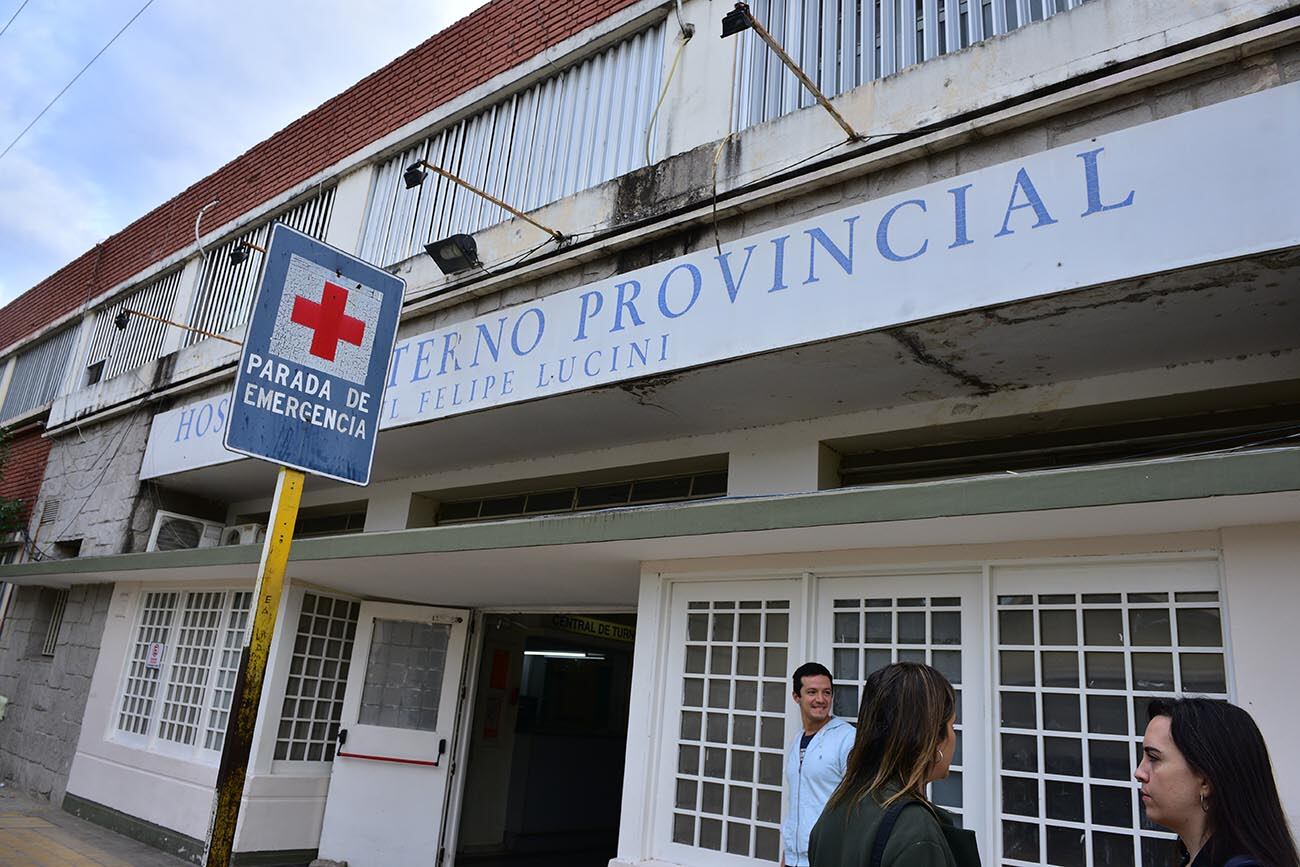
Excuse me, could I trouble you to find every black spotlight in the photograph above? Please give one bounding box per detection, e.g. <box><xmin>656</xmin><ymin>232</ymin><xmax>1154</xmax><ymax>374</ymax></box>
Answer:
<box><xmin>403</xmin><ymin>163</ymin><xmax>428</xmax><ymax>189</ymax></box>
<box><xmin>113</xmin><ymin>311</ymin><xmax>130</xmax><ymax>331</ymax></box>
<box><xmin>721</xmin><ymin>2</ymin><xmax>753</xmax><ymax>37</ymax></box>
<box><xmin>229</xmin><ymin>243</ymin><xmax>251</xmax><ymax>265</ymax></box>
<box><xmin>424</xmin><ymin>234</ymin><xmax>480</xmax><ymax>275</ymax></box>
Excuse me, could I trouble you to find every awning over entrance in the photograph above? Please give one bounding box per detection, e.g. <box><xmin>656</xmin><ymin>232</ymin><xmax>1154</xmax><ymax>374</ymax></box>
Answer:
<box><xmin>5</xmin><ymin>448</ymin><xmax>1299</xmax><ymax>606</ymax></box>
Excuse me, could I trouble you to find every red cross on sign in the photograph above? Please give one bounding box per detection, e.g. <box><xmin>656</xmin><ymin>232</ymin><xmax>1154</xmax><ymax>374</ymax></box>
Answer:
<box><xmin>290</xmin><ymin>280</ymin><xmax>366</xmax><ymax>362</ymax></box>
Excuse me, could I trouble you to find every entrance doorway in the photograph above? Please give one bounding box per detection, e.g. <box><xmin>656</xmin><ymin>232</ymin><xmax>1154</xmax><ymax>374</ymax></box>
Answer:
<box><xmin>455</xmin><ymin>612</ymin><xmax>636</xmax><ymax>867</ymax></box>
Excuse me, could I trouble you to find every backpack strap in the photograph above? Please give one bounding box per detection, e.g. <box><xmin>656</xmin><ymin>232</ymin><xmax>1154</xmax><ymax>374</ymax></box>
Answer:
<box><xmin>869</xmin><ymin>800</ymin><xmax>924</xmax><ymax>867</ymax></box>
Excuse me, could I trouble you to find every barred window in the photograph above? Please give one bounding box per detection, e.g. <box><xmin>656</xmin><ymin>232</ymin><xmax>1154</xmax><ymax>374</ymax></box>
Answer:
<box><xmin>185</xmin><ymin>187</ymin><xmax>335</xmax><ymax>347</ymax></box>
<box><xmin>0</xmin><ymin>327</ymin><xmax>78</xmax><ymax>422</ymax></box>
<box><xmin>274</xmin><ymin>592</ymin><xmax>360</xmax><ymax>762</ymax></box>
<box><xmin>116</xmin><ymin>589</ymin><xmax>252</xmax><ymax>756</ymax></box>
<box><xmin>359</xmin><ymin>23</ymin><xmax>664</xmax><ymax>267</ymax></box>
<box><xmin>83</xmin><ymin>268</ymin><xmax>182</xmax><ymax>384</ymax></box>
<box><xmin>731</xmin><ymin>0</ymin><xmax>1088</xmax><ymax>132</ymax></box>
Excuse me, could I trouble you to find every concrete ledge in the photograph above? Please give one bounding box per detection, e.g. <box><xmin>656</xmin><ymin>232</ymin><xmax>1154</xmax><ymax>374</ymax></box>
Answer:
<box><xmin>63</xmin><ymin>792</ymin><xmax>205</xmax><ymax>864</ymax></box>
<box><xmin>61</xmin><ymin>793</ymin><xmax>318</xmax><ymax>867</ymax></box>
<box><xmin>232</xmin><ymin>849</ymin><xmax>319</xmax><ymax>867</ymax></box>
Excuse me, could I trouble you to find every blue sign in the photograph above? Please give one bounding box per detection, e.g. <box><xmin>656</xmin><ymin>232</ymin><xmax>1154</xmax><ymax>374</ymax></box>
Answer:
<box><xmin>223</xmin><ymin>223</ymin><xmax>404</xmax><ymax>485</ymax></box>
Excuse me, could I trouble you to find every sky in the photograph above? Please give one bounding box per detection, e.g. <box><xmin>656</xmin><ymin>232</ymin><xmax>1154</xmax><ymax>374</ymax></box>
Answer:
<box><xmin>0</xmin><ymin>0</ymin><xmax>491</xmax><ymax>306</ymax></box>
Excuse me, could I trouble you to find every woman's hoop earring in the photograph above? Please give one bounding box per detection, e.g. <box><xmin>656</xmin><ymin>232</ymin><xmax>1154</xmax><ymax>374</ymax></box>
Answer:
<box><xmin>1200</xmin><ymin>792</ymin><xmax>1209</xmax><ymax>813</ymax></box>
<box><xmin>936</xmin><ymin>748</ymin><xmax>944</xmax><ymax>763</ymax></box>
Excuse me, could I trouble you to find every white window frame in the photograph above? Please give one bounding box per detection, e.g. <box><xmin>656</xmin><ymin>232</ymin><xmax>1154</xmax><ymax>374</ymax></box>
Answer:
<box><xmin>111</xmin><ymin>586</ymin><xmax>253</xmax><ymax>764</ymax></box>
<box><xmin>266</xmin><ymin>587</ymin><xmax>362</xmax><ymax>773</ymax></box>
<box><xmin>814</xmin><ymin>570</ymin><xmax>989</xmax><ymax>832</ymax></box>
<box><xmin>647</xmin><ymin>553</ymin><xmax>1230</xmax><ymax>867</ymax></box>
<box><xmin>654</xmin><ymin>575</ymin><xmax>805</xmax><ymax>867</ymax></box>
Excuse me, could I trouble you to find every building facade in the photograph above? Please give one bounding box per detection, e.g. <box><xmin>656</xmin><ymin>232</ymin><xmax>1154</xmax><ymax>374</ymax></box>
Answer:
<box><xmin>1</xmin><ymin>1</ymin><xmax>1299</xmax><ymax>866</ymax></box>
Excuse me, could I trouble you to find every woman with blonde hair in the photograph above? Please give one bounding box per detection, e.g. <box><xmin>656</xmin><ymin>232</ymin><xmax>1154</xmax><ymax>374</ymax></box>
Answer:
<box><xmin>809</xmin><ymin>662</ymin><xmax>979</xmax><ymax>867</ymax></box>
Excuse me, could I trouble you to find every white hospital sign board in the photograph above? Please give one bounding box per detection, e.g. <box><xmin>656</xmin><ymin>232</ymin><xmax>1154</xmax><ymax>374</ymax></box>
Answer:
<box><xmin>142</xmin><ymin>82</ymin><xmax>1300</xmax><ymax>479</ymax></box>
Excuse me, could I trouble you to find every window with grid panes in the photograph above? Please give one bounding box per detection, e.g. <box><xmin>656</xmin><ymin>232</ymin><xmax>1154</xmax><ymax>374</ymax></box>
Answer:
<box><xmin>116</xmin><ymin>590</ymin><xmax>252</xmax><ymax>755</ymax></box>
<box><xmin>830</xmin><ymin>593</ymin><xmax>967</xmax><ymax>818</ymax></box>
<box><xmin>671</xmin><ymin>597</ymin><xmax>792</xmax><ymax>862</ymax></box>
<box><xmin>274</xmin><ymin>592</ymin><xmax>359</xmax><ymax>762</ymax></box>
<box><xmin>119</xmin><ymin>592</ymin><xmax>179</xmax><ymax>735</ymax></box>
<box><xmin>994</xmin><ymin>562</ymin><xmax>1229</xmax><ymax>867</ymax></box>
<box><xmin>158</xmin><ymin>591</ymin><xmax>225</xmax><ymax>744</ymax></box>
<box><xmin>205</xmin><ymin>592</ymin><xmax>252</xmax><ymax>750</ymax></box>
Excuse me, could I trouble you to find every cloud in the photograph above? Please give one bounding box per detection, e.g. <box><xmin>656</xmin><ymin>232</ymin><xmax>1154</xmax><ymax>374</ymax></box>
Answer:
<box><xmin>0</xmin><ymin>0</ymin><xmax>493</xmax><ymax>305</ymax></box>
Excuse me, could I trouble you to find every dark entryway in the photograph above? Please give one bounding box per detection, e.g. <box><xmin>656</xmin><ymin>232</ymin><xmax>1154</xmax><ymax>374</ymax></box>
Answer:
<box><xmin>455</xmin><ymin>612</ymin><xmax>635</xmax><ymax>867</ymax></box>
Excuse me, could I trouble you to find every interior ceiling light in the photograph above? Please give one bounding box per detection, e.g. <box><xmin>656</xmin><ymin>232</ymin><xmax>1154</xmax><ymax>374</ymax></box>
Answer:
<box><xmin>524</xmin><ymin>650</ymin><xmax>606</xmax><ymax>660</ymax></box>
<box><xmin>720</xmin><ymin>1</ymin><xmax>864</xmax><ymax>142</ymax></box>
<box><xmin>424</xmin><ymin>234</ymin><xmax>480</xmax><ymax>275</ymax></box>
<box><xmin>404</xmin><ymin>158</ymin><xmax>566</xmax><ymax>245</ymax></box>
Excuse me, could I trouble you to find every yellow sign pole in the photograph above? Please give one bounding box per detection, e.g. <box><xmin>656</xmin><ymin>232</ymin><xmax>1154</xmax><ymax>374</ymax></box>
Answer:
<box><xmin>205</xmin><ymin>467</ymin><xmax>305</xmax><ymax>867</ymax></box>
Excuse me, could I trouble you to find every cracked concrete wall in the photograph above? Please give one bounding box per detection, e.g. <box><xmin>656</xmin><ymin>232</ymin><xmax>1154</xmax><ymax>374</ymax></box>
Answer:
<box><xmin>0</xmin><ymin>582</ymin><xmax>112</xmax><ymax>803</ymax></box>
<box><xmin>34</xmin><ymin>401</ymin><xmax>227</xmax><ymax>559</ymax></box>
<box><xmin>31</xmin><ymin>410</ymin><xmax>154</xmax><ymax>559</ymax></box>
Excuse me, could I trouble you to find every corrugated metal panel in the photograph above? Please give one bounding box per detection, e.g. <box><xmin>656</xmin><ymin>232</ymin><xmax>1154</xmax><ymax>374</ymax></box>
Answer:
<box><xmin>185</xmin><ymin>187</ymin><xmax>335</xmax><ymax>347</ymax></box>
<box><xmin>83</xmin><ymin>269</ymin><xmax>182</xmax><ymax>383</ymax></box>
<box><xmin>0</xmin><ymin>327</ymin><xmax>79</xmax><ymax>422</ymax></box>
<box><xmin>361</xmin><ymin>23</ymin><xmax>667</xmax><ymax>267</ymax></box>
<box><xmin>732</xmin><ymin>0</ymin><xmax>1088</xmax><ymax>130</ymax></box>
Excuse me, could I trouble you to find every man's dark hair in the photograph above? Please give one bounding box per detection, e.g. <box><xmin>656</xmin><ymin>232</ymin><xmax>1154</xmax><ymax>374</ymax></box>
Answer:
<box><xmin>791</xmin><ymin>662</ymin><xmax>833</xmax><ymax>696</ymax></box>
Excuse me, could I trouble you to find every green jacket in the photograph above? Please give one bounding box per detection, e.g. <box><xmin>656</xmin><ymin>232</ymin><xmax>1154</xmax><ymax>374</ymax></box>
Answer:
<box><xmin>808</xmin><ymin>793</ymin><xmax>959</xmax><ymax>867</ymax></box>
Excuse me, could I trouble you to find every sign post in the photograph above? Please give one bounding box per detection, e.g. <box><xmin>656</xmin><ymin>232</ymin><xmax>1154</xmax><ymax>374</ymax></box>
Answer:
<box><xmin>204</xmin><ymin>224</ymin><xmax>404</xmax><ymax>867</ymax></box>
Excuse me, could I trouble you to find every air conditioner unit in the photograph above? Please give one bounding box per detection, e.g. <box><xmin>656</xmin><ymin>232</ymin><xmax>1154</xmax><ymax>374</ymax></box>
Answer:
<box><xmin>147</xmin><ymin>511</ymin><xmax>224</xmax><ymax>552</ymax></box>
<box><xmin>221</xmin><ymin>523</ymin><xmax>267</xmax><ymax>547</ymax></box>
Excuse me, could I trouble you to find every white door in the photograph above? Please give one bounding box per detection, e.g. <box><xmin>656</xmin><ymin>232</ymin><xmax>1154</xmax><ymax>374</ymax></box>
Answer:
<box><xmin>815</xmin><ymin>573</ymin><xmax>987</xmax><ymax>851</ymax></box>
<box><xmin>317</xmin><ymin>602</ymin><xmax>469</xmax><ymax>867</ymax></box>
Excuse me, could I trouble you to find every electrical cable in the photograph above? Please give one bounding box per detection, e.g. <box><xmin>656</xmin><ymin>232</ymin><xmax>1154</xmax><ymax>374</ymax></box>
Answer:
<box><xmin>0</xmin><ymin>0</ymin><xmax>157</xmax><ymax>164</ymax></box>
<box><xmin>0</xmin><ymin>0</ymin><xmax>30</xmax><ymax>40</ymax></box>
<box><xmin>645</xmin><ymin>29</ymin><xmax>693</xmax><ymax>168</ymax></box>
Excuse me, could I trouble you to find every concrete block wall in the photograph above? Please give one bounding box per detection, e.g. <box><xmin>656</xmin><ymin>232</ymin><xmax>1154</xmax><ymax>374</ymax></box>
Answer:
<box><xmin>31</xmin><ymin>411</ymin><xmax>154</xmax><ymax>558</ymax></box>
<box><xmin>0</xmin><ymin>582</ymin><xmax>112</xmax><ymax>803</ymax></box>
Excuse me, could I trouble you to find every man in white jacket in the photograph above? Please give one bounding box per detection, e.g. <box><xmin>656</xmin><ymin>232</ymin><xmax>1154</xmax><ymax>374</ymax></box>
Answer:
<box><xmin>780</xmin><ymin>662</ymin><xmax>855</xmax><ymax>866</ymax></box>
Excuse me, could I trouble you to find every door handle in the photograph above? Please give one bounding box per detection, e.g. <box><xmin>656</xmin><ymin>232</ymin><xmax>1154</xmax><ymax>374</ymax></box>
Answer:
<box><xmin>337</xmin><ymin>728</ymin><xmax>348</xmax><ymax>746</ymax></box>
<box><xmin>438</xmin><ymin>738</ymin><xmax>447</xmax><ymax>758</ymax></box>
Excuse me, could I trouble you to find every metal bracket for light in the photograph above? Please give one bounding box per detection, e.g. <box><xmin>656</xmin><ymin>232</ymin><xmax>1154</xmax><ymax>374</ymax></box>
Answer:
<box><xmin>229</xmin><ymin>240</ymin><xmax>266</xmax><ymax>265</ymax></box>
<box><xmin>424</xmin><ymin>234</ymin><xmax>481</xmax><ymax>275</ymax></box>
<box><xmin>720</xmin><ymin>2</ymin><xmax>865</xmax><ymax>142</ymax></box>
<box><xmin>113</xmin><ymin>307</ymin><xmax>242</xmax><ymax>347</ymax></box>
<box><xmin>403</xmin><ymin>158</ymin><xmax>566</xmax><ymax>244</ymax></box>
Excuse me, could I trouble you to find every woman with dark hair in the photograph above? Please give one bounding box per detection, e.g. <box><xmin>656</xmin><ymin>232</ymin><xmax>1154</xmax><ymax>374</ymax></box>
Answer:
<box><xmin>1137</xmin><ymin>697</ymin><xmax>1299</xmax><ymax>867</ymax></box>
<box><xmin>808</xmin><ymin>662</ymin><xmax>980</xmax><ymax>867</ymax></box>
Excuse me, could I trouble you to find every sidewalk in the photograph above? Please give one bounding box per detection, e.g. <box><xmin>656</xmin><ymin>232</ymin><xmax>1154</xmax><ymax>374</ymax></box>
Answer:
<box><xmin>0</xmin><ymin>785</ymin><xmax>190</xmax><ymax>867</ymax></box>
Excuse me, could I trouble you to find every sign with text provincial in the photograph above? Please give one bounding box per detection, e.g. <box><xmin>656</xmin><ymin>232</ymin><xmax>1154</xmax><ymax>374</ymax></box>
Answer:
<box><xmin>221</xmin><ymin>224</ymin><xmax>404</xmax><ymax>485</ymax></box>
<box><xmin>142</xmin><ymin>82</ymin><xmax>1300</xmax><ymax>478</ymax></box>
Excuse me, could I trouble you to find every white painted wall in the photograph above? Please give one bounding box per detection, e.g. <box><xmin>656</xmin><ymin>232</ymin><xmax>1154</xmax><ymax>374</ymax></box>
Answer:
<box><xmin>323</xmin><ymin>166</ymin><xmax>375</xmax><ymax>255</ymax></box>
<box><xmin>64</xmin><ymin>580</ymin><xmax>327</xmax><ymax>854</ymax></box>
<box><xmin>1220</xmin><ymin>522</ymin><xmax>1300</xmax><ymax>830</ymax></box>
